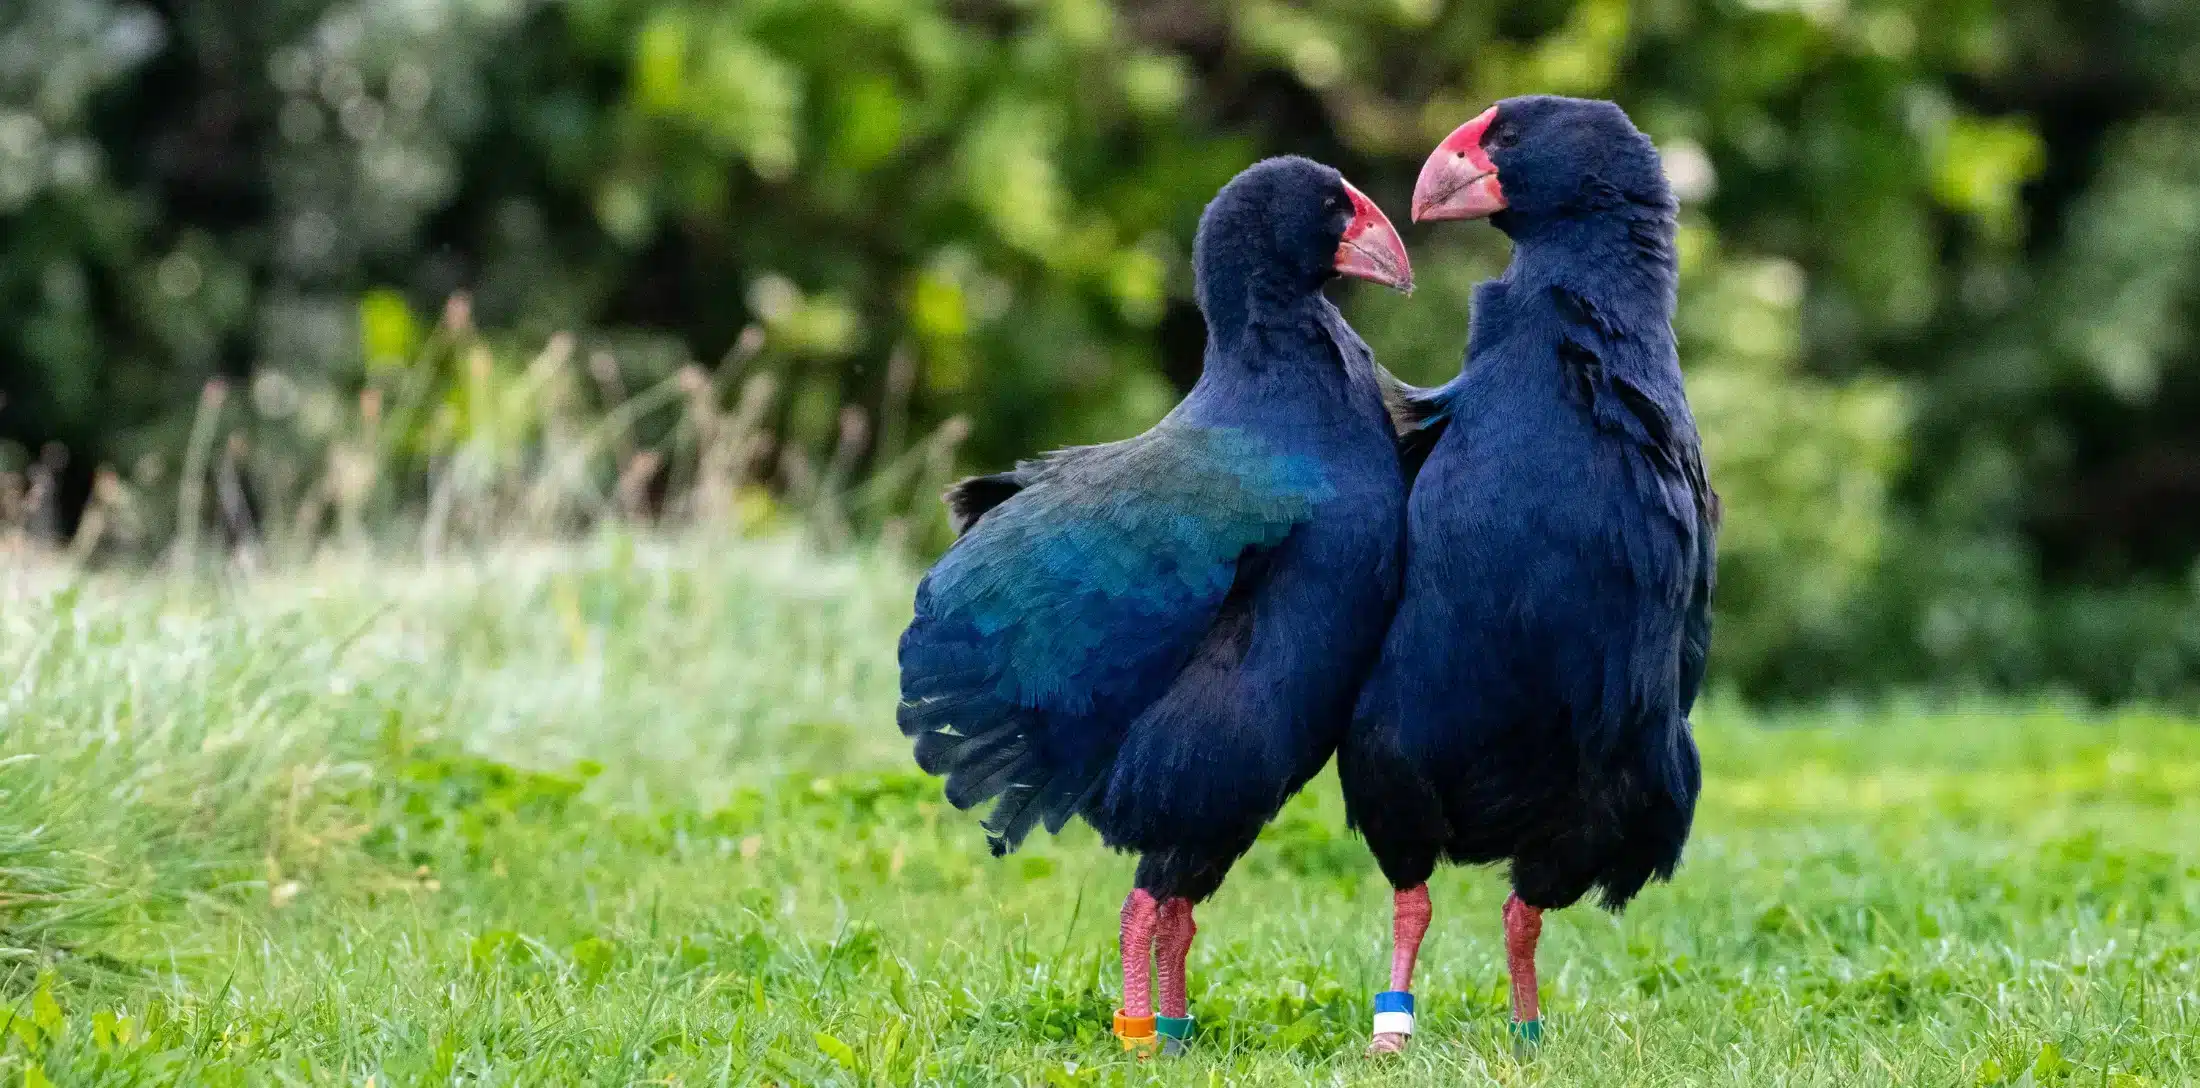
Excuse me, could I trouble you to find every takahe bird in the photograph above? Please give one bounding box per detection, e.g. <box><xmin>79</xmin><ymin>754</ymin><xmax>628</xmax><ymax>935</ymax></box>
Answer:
<box><xmin>898</xmin><ymin>156</ymin><xmax>1414</xmax><ymax>1055</ymax></box>
<box><xmin>1341</xmin><ymin>96</ymin><xmax>1718</xmax><ymax>1053</ymax></box>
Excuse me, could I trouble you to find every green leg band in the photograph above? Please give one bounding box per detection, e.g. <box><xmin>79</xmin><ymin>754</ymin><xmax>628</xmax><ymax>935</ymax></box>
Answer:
<box><xmin>1510</xmin><ymin>1018</ymin><xmax>1543</xmax><ymax>1048</ymax></box>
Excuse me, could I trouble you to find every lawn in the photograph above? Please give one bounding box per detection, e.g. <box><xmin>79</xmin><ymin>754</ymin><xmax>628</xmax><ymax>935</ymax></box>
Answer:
<box><xmin>0</xmin><ymin>534</ymin><xmax>2195</xmax><ymax>1085</ymax></box>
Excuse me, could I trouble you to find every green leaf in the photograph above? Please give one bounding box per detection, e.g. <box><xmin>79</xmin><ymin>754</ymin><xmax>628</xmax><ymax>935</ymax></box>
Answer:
<box><xmin>814</xmin><ymin>1031</ymin><xmax>858</xmax><ymax>1071</ymax></box>
<box><xmin>469</xmin><ymin>929</ymin><xmax>521</xmax><ymax>968</ymax></box>
<box><xmin>2031</xmin><ymin>1042</ymin><xmax>2065</xmax><ymax>1078</ymax></box>
<box><xmin>830</xmin><ymin>76</ymin><xmax>905</xmax><ymax>171</ymax></box>
<box><xmin>1270</xmin><ymin>1012</ymin><xmax>1322</xmax><ymax>1050</ymax></box>
<box><xmin>570</xmin><ymin>936</ymin><xmax>617</xmax><ymax>980</ymax></box>
<box><xmin>30</xmin><ymin>977</ymin><xmax>62</xmax><ymax>1039</ymax></box>
<box><xmin>631</xmin><ymin>12</ymin><xmax>689</xmax><ymax>114</ymax></box>
<box><xmin>1932</xmin><ymin>114</ymin><xmax>2047</xmax><ymax>240</ymax></box>
<box><xmin>358</xmin><ymin>289</ymin><xmax>420</xmax><ymax>370</ymax></box>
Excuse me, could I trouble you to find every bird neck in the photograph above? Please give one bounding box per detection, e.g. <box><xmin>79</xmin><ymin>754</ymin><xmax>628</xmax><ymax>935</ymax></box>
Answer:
<box><xmin>1200</xmin><ymin>284</ymin><xmax>1333</xmax><ymax>361</ymax></box>
<box><xmin>1501</xmin><ymin>209</ymin><xmax>1677</xmax><ymax>333</ymax></box>
<box><xmin>1186</xmin><ymin>291</ymin><xmax>1368</xmax><ymax>424</ymax></box>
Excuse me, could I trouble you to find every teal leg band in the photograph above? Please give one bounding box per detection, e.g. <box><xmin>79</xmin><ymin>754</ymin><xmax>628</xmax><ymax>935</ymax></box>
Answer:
<box><xmin>1510</xmin><ymin>1018</ymin><xmax>1543</xmax><ymax>1048</ymax></box>
<box><xmin>1156</xmin><ymin>1015</ymin><xmax>1193</xmax><ymax>1055</ymax></box>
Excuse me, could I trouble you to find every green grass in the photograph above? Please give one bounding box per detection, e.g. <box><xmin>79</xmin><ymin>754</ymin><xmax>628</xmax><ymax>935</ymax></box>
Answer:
<box><xmin>0</xmin><ymin>534</ymin><xmax>2196</xmax><ymax>1085</ymax></box>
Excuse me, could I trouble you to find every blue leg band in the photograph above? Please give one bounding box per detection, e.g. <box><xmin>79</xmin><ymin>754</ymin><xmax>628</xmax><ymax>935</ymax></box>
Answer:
<box><xmin>1372</xmin><ymin>990</ymin><xmax>1415</xmax><ymax>1036</ymax></box>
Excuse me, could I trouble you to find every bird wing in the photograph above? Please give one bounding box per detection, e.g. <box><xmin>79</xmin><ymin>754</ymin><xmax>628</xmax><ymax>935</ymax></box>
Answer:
<box><xmin>1603</xmin><ymin>372</ymin><xmax>1719</xmax><ymax>715</ymax></box>
<box><xmin>1550</xmin><ymin>286</ymin><xmax>1719</xmax><ymax>756</ymax></box>
<box><xmin>1678</xmin><ymin>474</ymin><xmax>1720</xmax><ymax>716</ymax></box>
<box><xmin>898</xmin><ymin>423</ymin><xmax>1330</xmax><ymax>854</ymax></box>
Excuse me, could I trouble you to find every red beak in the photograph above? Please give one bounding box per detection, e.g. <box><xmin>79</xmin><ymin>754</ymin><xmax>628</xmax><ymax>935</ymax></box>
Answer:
<box><xmin>1334</xmin><ymin>179</ymin><xmax>1413</xmax><ymax>292</ymax></box>
<box><xmin>1413</xmin><ymin>106</ymin><xmax>1507</xmax><ymax>222</ymax></box>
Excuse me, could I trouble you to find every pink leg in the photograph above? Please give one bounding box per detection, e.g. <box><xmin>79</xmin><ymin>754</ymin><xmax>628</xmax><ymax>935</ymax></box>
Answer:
<box><xmin>1120</xmin><ymin>889</ymin><xmax>1160</xmax><ymax>1018</ymax></box>
<box><xmin>1155</xmin><ymin>897</ymin><xmax>1197</xmax><ymax>1019</ymax></box>
<box><xmin>1368</xmin><ymin>884</ymin><xmax>1431</xmax><ymax>1055</ymax></box>
<box><xmin>1503</xmin><ymin>893</ymin><xmax>1543</xmax><ymax>1024</ymax></box>
<box><xmin>1389</xmin><ymin>884</ymin><xmax>1432</xmax><ymax>990</ymax></box>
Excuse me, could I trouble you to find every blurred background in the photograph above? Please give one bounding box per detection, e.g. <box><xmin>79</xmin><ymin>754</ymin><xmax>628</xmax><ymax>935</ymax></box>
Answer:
<box><xmin>4</xmin><ymin>0</ymin><xmax>2200</xmax><ymax>704</ymax></box>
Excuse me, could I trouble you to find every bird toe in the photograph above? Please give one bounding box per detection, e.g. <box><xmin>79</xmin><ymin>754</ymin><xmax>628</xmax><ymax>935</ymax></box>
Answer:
<box><xmin>1366</xmin><ymin>1032</ymin><xmax>1411</xmax><ymax>1056</ymax></box>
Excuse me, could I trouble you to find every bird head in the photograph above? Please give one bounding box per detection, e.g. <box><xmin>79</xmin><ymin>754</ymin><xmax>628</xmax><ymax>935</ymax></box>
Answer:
<box><xmin>1412</xmin><ymin>96</ymin><xmax>1671</xmax><ymax>236</ymax></box>
<box><xmin>1195</xmin><ymin>156</ymin><xmax>1414</xmax><ymax>311</ymax></box>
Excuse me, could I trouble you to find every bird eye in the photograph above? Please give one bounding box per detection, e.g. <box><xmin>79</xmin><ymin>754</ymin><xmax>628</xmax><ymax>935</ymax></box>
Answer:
<box><xmin>1486</xmin><ymin>122</ymin><xmax>1519</xmax><ymax>152</ymax></box>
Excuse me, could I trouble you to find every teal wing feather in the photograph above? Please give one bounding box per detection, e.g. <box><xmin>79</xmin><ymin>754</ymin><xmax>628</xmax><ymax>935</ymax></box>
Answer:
<box><xmin>898</xmin><ymin>424</ymin><xmax>1331</xmax><ymax>853</ymax></box>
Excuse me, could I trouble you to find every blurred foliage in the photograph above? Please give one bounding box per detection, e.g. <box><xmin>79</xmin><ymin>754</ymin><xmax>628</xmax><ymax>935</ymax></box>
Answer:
<box><xmin>6</xmin><ymin>0</ymin><xmax>2200</xmax><ymax>702</ymax></box>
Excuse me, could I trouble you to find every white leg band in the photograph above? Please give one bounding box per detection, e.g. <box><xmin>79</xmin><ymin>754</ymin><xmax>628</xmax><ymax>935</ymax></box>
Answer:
<box><xmin>1372</xmin><ymin>1011</ymin><xmax>1415</xmax><ymax>1036</ymax></box>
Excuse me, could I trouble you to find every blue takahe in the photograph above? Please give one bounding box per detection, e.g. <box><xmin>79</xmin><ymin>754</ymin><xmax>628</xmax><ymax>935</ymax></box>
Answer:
<box><xmin>1342</xmin><ymin>96</ymin><xmax>1719</xmax><ymax>1053</ymax></box>
<box><xmin>897</xmin><ymin>156</ymin><xmax>1413</xmax><ymax>1055</ymax></box>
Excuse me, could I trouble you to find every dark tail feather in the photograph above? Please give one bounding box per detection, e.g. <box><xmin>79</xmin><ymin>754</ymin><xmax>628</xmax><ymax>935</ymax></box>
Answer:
<box><xmin>981</xmin><ymin>780</ymin><xmax>1047</xmax><ymax>857</ymax></box>
<box><xmin>899</xmin><ymin>677</ymin><xmax>1114</xmax><ymax>856</ymax></box>
<box><xmin>899</xmin><ymin>564</ymin><xmax>1128</xmax><ymax>857</ymax></box>
<box><xmin>944</xmin><ymin>471</ymin><xmax>1026</xmax><ymax>535</ymax></box>
<box><xmin>1379</xmin><ymin>369</ymin><xmax>1453</xmax><ymax>485</ymax></box>
<box><xmin>1595</xmin><ymin>718</ymin><xmax>1701</xmax><ymax>911</ymax></box>
<box><xmin>899</xmin><ymin>682</ymin><xmax>993</xmax><ymax>740</ymax></box>
<box><xmin>976</xmin><ymin>739</ymin><xmax>1116</xmax><ymax>855</ymax></box>
<box><xmin>904</xmin><ymin>703</ymin><xmax>1065</xmax><ymax>856</ymax></box>
<box><xmin>903</xmin><ymin>686</ymin><xmax>1032</xmax><ymax>800</ymax></box>
<box><xmin>936</xmin><ymin>729</ymin><xmax>1031</xmax><ymax>810</ymax></box>
<box><xmin>1038</xmin><ymin>768</ymin><xmax>1107</xmax><ymax>836</ymax></box>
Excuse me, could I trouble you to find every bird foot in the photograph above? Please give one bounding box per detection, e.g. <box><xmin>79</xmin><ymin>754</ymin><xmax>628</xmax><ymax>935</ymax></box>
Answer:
<box><xmin>1366</xmin><ymin>1031</ymin><xmax>1411</xmax><ymax>1056</ymax></box>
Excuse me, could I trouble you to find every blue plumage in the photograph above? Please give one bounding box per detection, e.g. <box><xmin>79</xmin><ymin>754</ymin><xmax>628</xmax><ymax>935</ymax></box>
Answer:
<box><xmin>901</xmin><ymin>426</ymin><xmax>1333</xmax><ymax>858</ymax></box>
<box><xmin>1345</xmin><ymin>96</ymin><xmax>1719</xmax><ymax>916</ymax></box>
<box><xmin>901</xmin><ymin>156</ymin><xmax>1413</xmax><ymax>1043</ymax></box>
<box><xmin>1345</xmin><ymin>96</ymin><xmax>1718</xmax><ymax>1051</ymax></box>
<box><xmin>899</xmin><ymin>156</ymin><xmax>1409</xmax><ymax>914</ymax></box>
